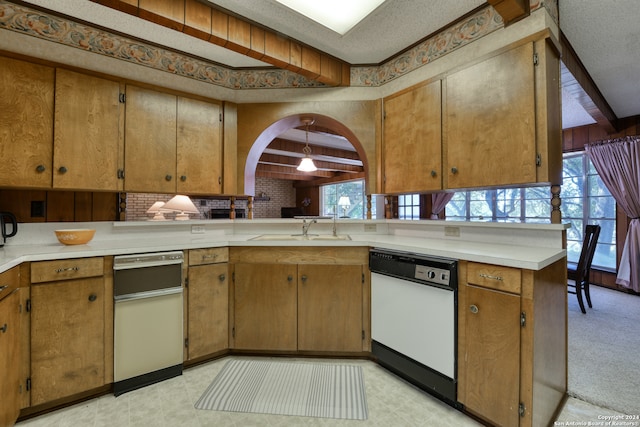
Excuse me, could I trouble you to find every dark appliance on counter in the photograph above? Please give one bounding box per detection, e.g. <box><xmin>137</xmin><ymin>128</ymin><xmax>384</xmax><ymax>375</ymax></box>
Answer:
<box><xmin>0</xmin><ymin>212</ymin><xmax>17</xmax><ymax>247</ymax></box>
<box><xmin>209</xmin><ymin>208</ymin><xmax>246</xmax><ymax>219</ymax></box>
<box><xmin>369</xmin><ymin>248</ymin><xmax>460</xmax><ymax>408</ymax></box>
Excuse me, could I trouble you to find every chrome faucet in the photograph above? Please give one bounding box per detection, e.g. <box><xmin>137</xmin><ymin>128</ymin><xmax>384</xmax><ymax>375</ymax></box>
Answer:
<box><xmin>302</xmin><ymin>219</ymin><xmax>317</xmax><ymax>237</ymax></box>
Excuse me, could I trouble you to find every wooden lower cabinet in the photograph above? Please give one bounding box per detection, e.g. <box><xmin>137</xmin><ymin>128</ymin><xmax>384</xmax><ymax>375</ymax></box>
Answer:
<box><xmin>230</xmin><ymin>247</ymin><xmax>369</xmax><ymax>354</ymax></box>
<box><xmin>457</xmin><ymin>259</ymin><xmax>567</xmax><ymax>427</ymax></box>
<box><xmin>462</xmin><ymin>284</ymin><xmax>521</xmax><ymax>426</ymax></box>
<box><xmin>298</xmin><ymin>264</ymin><xmax>364</xmax><ymax>352</ymax></box>
<box><xmin>30</xmin><ymin>258</ymin><xmax>107</xmax><ymax>407</ymax></box>
<box><xmin>233</xmin><ymin>263</ymin><xmax>298</xmax><ymax>351</ymax></box>
<box><xmin>186</xmin><ymin>248</ymin><xmax>229</xmax><ymax>360</ymax></box>
<box><xmin>0</xmin><ymin>288</ymin><xmax>21</xmax><ymax>427</ymax></box>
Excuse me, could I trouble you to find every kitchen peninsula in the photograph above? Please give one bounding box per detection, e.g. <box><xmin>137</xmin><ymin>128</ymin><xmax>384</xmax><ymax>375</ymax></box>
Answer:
<box><xmin>0</xmin><ymin>219</ymin><xmax>568</xmax><ymax>427</ymax></box>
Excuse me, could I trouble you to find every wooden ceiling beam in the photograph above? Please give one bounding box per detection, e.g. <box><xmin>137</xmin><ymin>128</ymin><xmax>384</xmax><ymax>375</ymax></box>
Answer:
<box><xmin>90</xmin><ymin>0</ymin><xmax>350</xmax><ymax>86</ymax></box>
<box><xmin>486</xmin><ymin>0</ymin><xmax>529</xmax><ymax>26</ymax></box>
<box><xmin>259</xmin><ymin>154</ymin><xmax>363</xmax><ymax>173</ymax></box>
<box><xmin>560</xmin><ymin>33</ymin><xmax>618</xmax><ymax>133</ymax></box>
<box><xmin>256</xmin><ymin>163</ymin><xmax>334</xmax><ymax>179</ymax></box>
<box><xmin>268</xmin><ymin>138</ymin><xmax>360</xmax><ymax>161</ymax></box>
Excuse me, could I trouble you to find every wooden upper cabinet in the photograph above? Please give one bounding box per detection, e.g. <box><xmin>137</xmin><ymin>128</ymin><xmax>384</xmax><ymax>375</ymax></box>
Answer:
<box><xmin>124</xmin><ymin>85</ymin><xmax>177</xmax><ymax>193</ymax></box>
<box><xmin>445</xmin><ymin>42</ymin><xmax>536</xmax><ymax>189</ymax></box>
<box><xmin>383</xmin><ymin>80</ymin><xmax>442</xmax><ymax>193</ymax></box>
<box><xmin>54</xmin><ymin>69</ymin><xmax>124</xmax><ymax>191</ymax></box>
<box><xmin>0</xmin><ymin>56</ymin><xmax>54</xmax><ymax>189</ymax></box>
<box><xmin>177</xmin><ymin>97</ymin><xmax>223</xmax><ymax>195</ymax></box>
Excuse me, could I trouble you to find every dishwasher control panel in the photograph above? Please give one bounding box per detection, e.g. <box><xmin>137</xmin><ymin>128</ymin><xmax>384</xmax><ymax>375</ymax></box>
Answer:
<box><xmin>369</xmin><ymin>248</ymin><xmax>458</xmax><ymax>290</ymax></box>
<box><xmin>414</xmin><ymin>264</ymin><xmax>451</xmax><ymax>287</ymax></box>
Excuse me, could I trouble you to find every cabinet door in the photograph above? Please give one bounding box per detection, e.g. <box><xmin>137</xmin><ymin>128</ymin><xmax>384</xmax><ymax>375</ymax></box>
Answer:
<box><xmin>0</xmin><ymin>56</ymin><xmax>54</xmax><ymax>188</ymax></box>
<box><xmin>462</xmin><ymin>284</ymin><xmax>521</xmax><ymax>427</ymax></box>
<box><xmin>177</xmin><ymin>97</ymin><xmax>223</xmax><ymax>195</ymax></box>
<box><xmin>53</xmin><ymin>69</ymin><xmax>123</xmax><ymax>191</ymax></box>
<box><xmin>124</xmin><ymin>85</ymin><xmax>177</xmax><ymax>193</ymax></box>
<box><xmin>31</xmin><ymin>277</ymin><xmax>105</xmax><ymax>406</ymax></box>
<box><xmin>0</xmin><ymin>290</ymin><xmax>21</xmax><ymax>427</ymax></box>
<box><xmin>187</xmin><ymin>263</ymin><xmax>228</xmax><ymax>360</ymax></box>
<box><xmin>298</xmin><ymin>264</ymin><xmax>363</xmax><ymax>352</ymax></box>
<box><xmin>445</xmin><ymin>42</ymin><xmax>536</xmax><ymax>189</ymax></box>
<box><xmin>383</xmin><ymin>80</ymin><xmax>442</xmax><ymax>193</ymax></box>
<box><xmin>233</xmin><ymin>263</ymin><xmax>297</xmax><ymax>351</ymax></box>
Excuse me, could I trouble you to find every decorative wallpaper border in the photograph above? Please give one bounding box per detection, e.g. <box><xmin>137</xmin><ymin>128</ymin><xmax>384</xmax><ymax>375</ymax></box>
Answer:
<box><xmin>0</xmin><ymin>0</ymin><xmax>554</xmax><ymax>90</ymax></box>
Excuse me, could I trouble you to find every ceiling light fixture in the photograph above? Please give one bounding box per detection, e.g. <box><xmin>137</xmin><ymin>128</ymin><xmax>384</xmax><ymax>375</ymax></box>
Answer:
<box><xmin>297</xmin><ymin>117</ymin><xmax>318</xmax><ymax>172</ymax></box>
<box><xmin>275</xmin><ymin>0</ymin><xmax>385</xmax><ymax>35</ymax></box>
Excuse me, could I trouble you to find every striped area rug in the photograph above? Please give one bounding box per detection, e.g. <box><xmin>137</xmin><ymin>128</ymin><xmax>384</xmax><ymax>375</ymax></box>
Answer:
<box><xmin>195</xmin><ymin>359</ymin><xmax>368</xmax><ymax>420</ymax></box>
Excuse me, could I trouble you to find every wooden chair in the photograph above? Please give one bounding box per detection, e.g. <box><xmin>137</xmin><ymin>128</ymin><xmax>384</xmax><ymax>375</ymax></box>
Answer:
<box><xmin>567</xmin><ymin>224</ymin><xmax>601</xmax><ymax>313</ymax></box>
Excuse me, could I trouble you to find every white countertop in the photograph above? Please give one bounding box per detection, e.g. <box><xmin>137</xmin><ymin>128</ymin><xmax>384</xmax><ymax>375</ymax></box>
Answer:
<box><xmin>0</xmin><ymin>219</ymin><xmax>568</xmax><ymax>272</ymax></box>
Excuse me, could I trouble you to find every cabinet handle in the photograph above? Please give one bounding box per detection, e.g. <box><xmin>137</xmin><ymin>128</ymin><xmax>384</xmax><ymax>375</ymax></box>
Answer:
<box><xmin>470</xmin><ymin>304</ymin><xmax>479</xmax><ymax>314</ymax></box>
<box><xmin>36</xmin><ymin>164</ymin><xmax>46</xmax><ymax>173</ymax></box>
<box><xmin>88</xmin><ymin>294</ymin><xmax>97</xmax><ymax>302</ymax></box>
<box><xmin>58</xmin><ymin>166</ymin><xmax>68</xmax><ymax>174</ymax></box>
<box><xmin>451</xmin><ymin>167</ymin><xmax>458</xmax><ymax>174</ymax></box>
<box><xmin>430</xmin><ymin>170</ymin><xmax>437</xmax><ymax>177</ymax></box>
<box><xmin>218</xmin><ymin>177</ymin><xmax>222</xmax><ymax>185</ymax></box>
<box><xmin>180</xmin><ymin>175</ymin><xmax>187</xmax><ymax>182</ymax></box>
<box><xmin>0</xmin><ymin>324</ymin><xmax>7</xmax><ymax>333</ymax></box>
<box><xmin>55</xmin><ymin>266</ymin><xmax>79</xmax><ymax>273</ymax></box>
<box><xmin>165</xmin><ymin>174</ymin><xmax>173</xmax><ymax>181</ymax></box>
<box><xmin>202</xmin><ymin>254</ymin><xmax>217</xmax><ymax>261</ymax></box>
<box><xmin>287</xmin><ymin>275</ymin><xmax>293</xmax><ymax>282</ymax></box>
<box><xmin>0</xmin><ymin>285</ymin><xmax>8</xmax><ymax>292</ymax></box>
<box><xmin>218</xmin><ymin>274</ymin><xmax>225</xmax><ymax>282</ymax></box>
<box><xmin>479</xmin><ymin>273</ymin><xmax>503</xmax><ymax>281</ymax></box>
<box><xmin>301</xmin><ymin>275</ymin><xmax>308</xmax><ymax>284</ymax></box>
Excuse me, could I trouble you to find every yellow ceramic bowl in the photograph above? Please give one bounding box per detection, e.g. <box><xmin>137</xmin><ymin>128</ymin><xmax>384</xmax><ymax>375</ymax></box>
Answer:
<box><xmin>54</xmin><ymin>229</ymin><xmax>96</xmax><ymax>245</ymax></box>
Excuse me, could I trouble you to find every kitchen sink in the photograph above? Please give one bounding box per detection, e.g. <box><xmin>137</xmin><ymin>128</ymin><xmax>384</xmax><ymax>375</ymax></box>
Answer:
<box><xmin>250</xmin><ymin>234</ymin><xmax>351</xmax><ymax>241</ymax></box>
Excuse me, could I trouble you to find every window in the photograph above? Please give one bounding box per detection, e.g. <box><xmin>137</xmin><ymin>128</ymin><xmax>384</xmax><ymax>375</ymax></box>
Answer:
<box><xmin>320</xmin><ymin>180</ymin><xmax>374</xmax><ymax>219</ymax></box>
<box><xmin>561</xmin><ymin>152</ymin><xmax>616</xmax><ymax>271</ymax></box>
<box><xmin>398</xmin><ymin>194</ymin><xmax>420</xmax><ymax>220</ymax></box>
<box><xmin>446</xmin><ymin>152</ymin><xmax>616</xmax><ymax>270</ymax></box>
<box><xmin>446</xmin><ymin>188</ymin><xmax>550</xmax><ymax>223</ymax></box>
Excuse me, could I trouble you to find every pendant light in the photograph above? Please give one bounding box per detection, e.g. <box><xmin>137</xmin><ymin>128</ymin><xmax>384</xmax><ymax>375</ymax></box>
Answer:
<box><xmin>297</xmin><ymin>117</ymin><xmax>317</xmax><ymax>172</ymax></box>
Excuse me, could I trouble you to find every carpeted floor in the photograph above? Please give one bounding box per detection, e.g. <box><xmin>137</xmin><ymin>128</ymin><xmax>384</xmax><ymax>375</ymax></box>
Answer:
<box><xmin>567</xmin><ymin>284</ymin><xmax>640</xmax><ymax>415</ymax></box>
<box><xmin>195</xmin><ymin>359</ymin><xmax>368</xmax><ymax>420</ymax></box>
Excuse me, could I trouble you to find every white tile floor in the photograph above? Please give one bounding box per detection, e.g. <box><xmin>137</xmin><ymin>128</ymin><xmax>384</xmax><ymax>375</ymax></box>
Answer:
<box><xmin>15</xmin><ymin>356</ymin><xmax>623</xmax><ymax>427</ymax></box>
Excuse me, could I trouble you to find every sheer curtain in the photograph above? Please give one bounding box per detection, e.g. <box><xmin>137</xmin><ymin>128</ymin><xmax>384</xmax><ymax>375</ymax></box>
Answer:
<box><xmin>585</xmin><ymin>136</ymin><xmax>640</xmax><ymax>292</ymax></box>
<box><xmin>430</xmin><ymin>192</ymin><xmax>455</xmax><ymax>219</ymax></box>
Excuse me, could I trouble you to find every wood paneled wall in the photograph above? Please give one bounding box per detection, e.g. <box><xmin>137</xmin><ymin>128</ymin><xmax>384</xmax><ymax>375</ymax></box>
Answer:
<box><xmin>0</xmin><ymin>190</ymin><xmax>119</xmax><ymax>223</ymax></box>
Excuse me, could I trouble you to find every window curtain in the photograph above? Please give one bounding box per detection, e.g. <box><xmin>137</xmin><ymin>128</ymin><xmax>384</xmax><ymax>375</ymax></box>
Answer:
<box><xmin>430</xmin><ymin>192</ymin><xmax>455</xmax><ymax>219</ymax></box>
<box><xmin>585</xmin><ymin>136</ymin><xmax>640</xmax><ymax>292</ymax></box>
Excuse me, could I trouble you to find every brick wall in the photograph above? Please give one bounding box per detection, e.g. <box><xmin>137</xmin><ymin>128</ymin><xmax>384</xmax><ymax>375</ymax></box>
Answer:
<box><xmin>125</xmin><ymin>177</ymin><xmax>295</xmax><ymax>220</ymax></box>
<box><xmin>253</xmin><ymin>177</ymin><xmax>296</xmax><ymax>218</ymax></box>
<box><xmin>125</xmin><ymin>193</ymin><xmax>248</xmax><ymax>221</ymax></box>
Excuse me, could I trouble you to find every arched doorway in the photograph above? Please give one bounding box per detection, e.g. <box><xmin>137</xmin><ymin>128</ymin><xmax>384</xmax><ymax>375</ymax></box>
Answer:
<box><xmin>244</xmin><ymin>114</ymin><xmax>371</xmax><ymax>218</ymax></box>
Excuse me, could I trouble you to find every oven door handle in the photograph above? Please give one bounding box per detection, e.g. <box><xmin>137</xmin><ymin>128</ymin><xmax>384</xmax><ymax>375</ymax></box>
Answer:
<box><xmin>114</xmin><ymin>287</ymin><xmax>183</xmax><ymax>302</ymax></box>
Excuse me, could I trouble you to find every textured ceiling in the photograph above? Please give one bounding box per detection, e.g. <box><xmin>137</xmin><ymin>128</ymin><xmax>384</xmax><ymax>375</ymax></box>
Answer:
<box><xmin>559</xmin><ymin>0</ymin><xmax>640</xmax><ymax>121</ymax></box>
<box><xmin>208</xmin><ymin>0</ymin><xmax>485</xmax><ymax>64</ymax></box>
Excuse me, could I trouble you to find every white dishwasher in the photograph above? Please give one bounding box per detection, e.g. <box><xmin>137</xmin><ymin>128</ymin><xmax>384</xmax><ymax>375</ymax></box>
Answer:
<box><xmin>370</xmin><ymin>248</ymin><xmax>459</xmax><ymax>407</ymax></box>
<box><xmin>113</xmin><ymin>251</ymin><xmax>184</xmax><ymax>396</ymax></box>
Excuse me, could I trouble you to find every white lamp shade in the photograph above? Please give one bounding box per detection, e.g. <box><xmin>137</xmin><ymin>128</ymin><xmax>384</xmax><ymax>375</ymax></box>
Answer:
<box><xmin>297</xmin><ymin>156</ymin><xmax>318</xmax><ymax>172</ymax></box>
<box><xmin>163</xmin><ymin>195</ymin><xmax>199</xmax><ymax>220</ymax></box>
<box><xmin>146</xmin><ymin>201</ymin><xmax>169</xmax><ymax>220</ymax></box>
<box><xmin>338</xmin><ymin>196</ymin><xmax>351</xmax><ymax>207</ymax></box>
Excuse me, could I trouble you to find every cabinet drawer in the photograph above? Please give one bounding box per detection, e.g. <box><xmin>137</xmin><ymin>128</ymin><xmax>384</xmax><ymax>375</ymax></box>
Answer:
<box><xmin>31</xmin><ymin>257</ymin><xmax>104</xmax><ymax>283</ymax></box>
<box><xmin>0</xmin><ymin>266</ymin><xmax>19</xmax><ymax>300</ymax></box>
<box><xmin>189</xmin><ymin>247</ymin><xmax>229</xmax><ymax>266</ymax></box>
<box><xmin>466</xmin><ymin>262</ymin><xmax>521</xmax><ymax>294</ymax></box>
